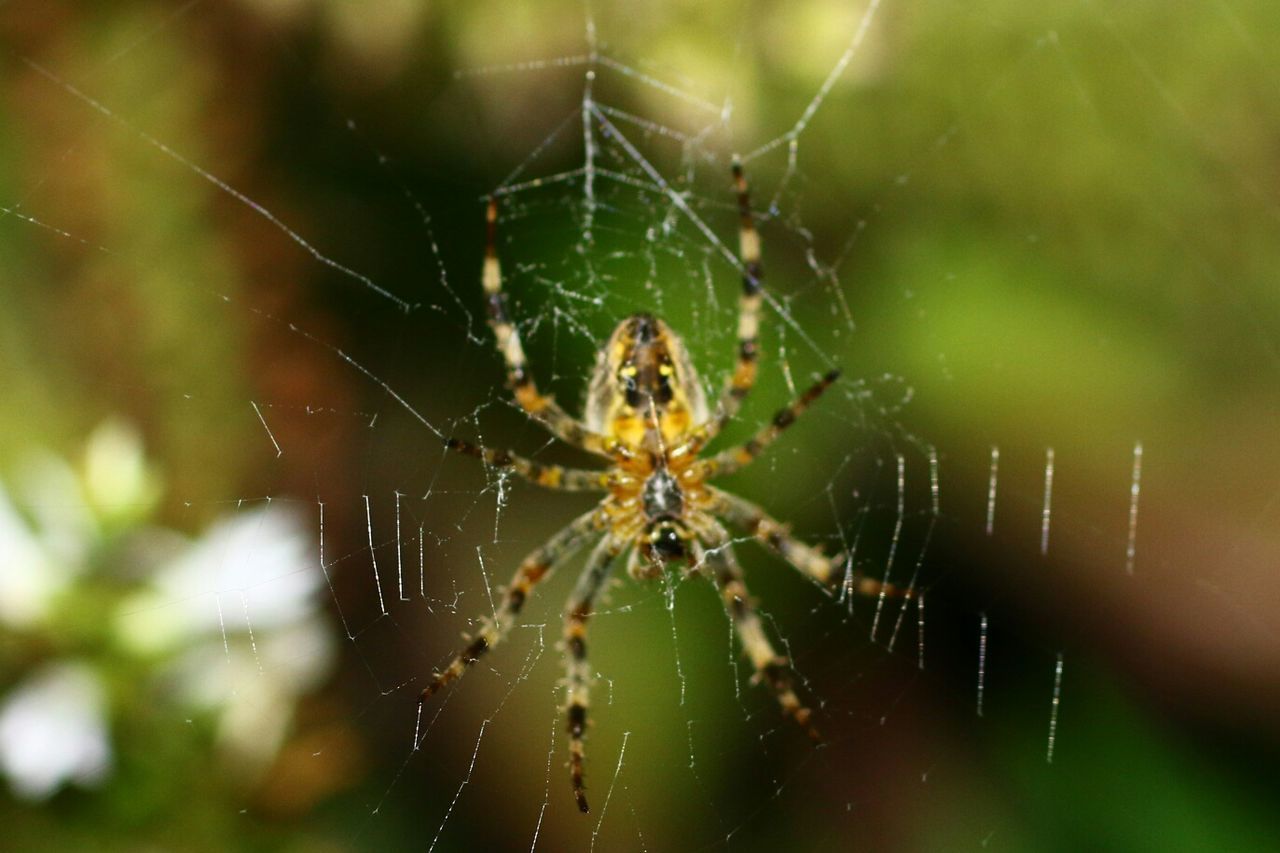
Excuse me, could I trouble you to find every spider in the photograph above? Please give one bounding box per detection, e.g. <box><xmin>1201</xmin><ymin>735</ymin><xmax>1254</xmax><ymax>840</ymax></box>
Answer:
<box><xmin>420</xmin><ymin>159</ymin><xmax>906</xmax><ymax>813</ymax></box>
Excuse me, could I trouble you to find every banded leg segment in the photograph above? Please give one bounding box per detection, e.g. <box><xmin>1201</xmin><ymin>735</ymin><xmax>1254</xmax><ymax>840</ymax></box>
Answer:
<box><xmin>711</xmin><ymin>488</ymin><xmax>910</xmax><ymax>598</ymax></box>
<box><xmin>562</xmin><ymin>536</ymin><xmax>624</xmax><ymax>813</ymax></box>
<box><xmin>704</xmin><ymin>158</ymin><xmax>765</xmax><ymax>443</ymax></box>
<box><xmin>418</xmin><ymin>508</ymin><xmax>605</xmax><ymax>704</ymax></box>
<box><xmin>482</xmin><ymin>198</ymin><xmax>612</xmax><ymax>456</ymax></box>
<box><xmin>704</xmin><ymin>369</ymin><xmax>840</xmax><ymax>478</ymax></box>
<box><xmin>701</xmin><ymin>528</ymin><xmax>818</xmax><ymax>739</ymax></box>
<box><xmin>444</xmin><ymin>437</ymin><xmax>608</xmax><ymax>491</ymax></box>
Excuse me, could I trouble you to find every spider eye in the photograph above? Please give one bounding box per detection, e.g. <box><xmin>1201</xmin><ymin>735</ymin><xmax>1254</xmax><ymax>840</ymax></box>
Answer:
<box><xmin>653</xmin><ymin>359</ymin><xmax>675</xmax><ymax>403</ymax></box>
<box><xmin>618</xmin><ymin>366</ymin><xmax>642</xmax><ymax>407</ymax></box>
<box><xmin>651</xmin><ymin>525</ymin><xmax>685</xmax><ymax>560</ymax></box>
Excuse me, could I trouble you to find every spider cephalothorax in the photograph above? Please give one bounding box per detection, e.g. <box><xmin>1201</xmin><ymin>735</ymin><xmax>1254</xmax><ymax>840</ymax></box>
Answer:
<box><xmin>423</xmin><ymin>160</ymin><xmax>907</xmax><ymax>814</ymax></box>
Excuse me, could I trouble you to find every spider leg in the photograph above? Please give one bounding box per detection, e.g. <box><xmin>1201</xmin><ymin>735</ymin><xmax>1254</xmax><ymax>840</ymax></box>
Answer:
<box><xmin>702</xmin><ymin>369</ymin><xmax>840</xmax><ymax>478</ymax></box>
<box><xmin>482</xmin><ymin>198</ymin><xmax>614</xmax><ymax>456</ymax></box>
<box><xmin>724</xmin><ymin>158</ymin><xmax>765</xmax><ymax>416</ymax></box>
<box><xmin>561</xmin><ymin>535</ymin><xmax>625</xmax><ymax>813</ymax></box>
<box><xmin>699</xmin><ymin>526</ymin><xmax>819</xmax><ymax>739</ymax></box>
<box><xmin>418</xmin><ymin>508</ymin><xmax>606</xmax><ymax>704</ymax></box>
<box><xmin>710</xmin><ymin>487</ymin><xmax>910</xmax><ymax>598</ymax></box>
<box><xmin>694</xmin><ymin>158</ymin><xmax>765</xmax><ymax>448</ymax></box>
<box><xmin>444</xmin><ymin>437</ymin><xmax>608</xmax><ymax>491</ymax></box>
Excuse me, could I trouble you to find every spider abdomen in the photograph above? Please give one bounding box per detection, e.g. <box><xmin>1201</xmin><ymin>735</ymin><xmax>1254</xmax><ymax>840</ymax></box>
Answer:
<box><xmin>583</xmin><ymin>313</ymin><xmax>710</xmax><ymax>450</ymax></box>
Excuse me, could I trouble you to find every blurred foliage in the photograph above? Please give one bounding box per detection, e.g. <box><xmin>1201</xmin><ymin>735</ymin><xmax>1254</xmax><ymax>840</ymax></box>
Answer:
<box><xmin>2</xmin><ymin>0</ymin><xmax>1278</xmax><ymax>850</ymax></box>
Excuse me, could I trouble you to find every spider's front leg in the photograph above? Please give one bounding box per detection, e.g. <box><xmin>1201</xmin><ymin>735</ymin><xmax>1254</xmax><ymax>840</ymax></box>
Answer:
<box><xmin>700</xmin><ymin>526</ymin><xmax>819</xmax><ymax>740</ymax></box>
<box><xmin>694</xmin><ymin>158</ymin><xmax>766</xmax><ymax>448</ymax></box>
<box><xmin>561</xmin><ymin>535</ymin><xmax>623</xmax><ymax>813</ymax></box>
<box><xmin>722</xmin><ymin>157</ymin><xmax>765</xmax><ymax>416</ymax></box>
<box><xmin>481</xmin><ymin>197</ymin><xmax>613</xmax><ymax>456</ymax></box>
<box><xmin>418</xmin><ymin>508</ymin><xmax>605</xmax><ymax>704</ymax></box>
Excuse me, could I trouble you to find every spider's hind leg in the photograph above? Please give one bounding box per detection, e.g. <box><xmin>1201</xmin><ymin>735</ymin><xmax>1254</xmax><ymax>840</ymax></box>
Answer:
<box><xmin>562</xmin><ymin>536</ymin><xmax>624</xmax><ymax>813</ymax></box>
<box><xmin>710</xmin><ymin>488</ymin><xmax>911</xmax><ymax>599</ymax></box>
<box><xmin>418</xmin><ymin>508</ymin><xmax>604</xmax><ymax>705</ymax></box>
<box><xmin>700</xmin><ymin>526</ymin><xmax>820</xmax><ymax>740</ymax></box>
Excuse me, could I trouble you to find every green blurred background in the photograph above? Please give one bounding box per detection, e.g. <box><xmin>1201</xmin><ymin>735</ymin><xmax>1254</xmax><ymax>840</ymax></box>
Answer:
<box><xmin>2</xmin><ymin>1</ymin><xmax>1278</xmax><ymax>851</ymax></box>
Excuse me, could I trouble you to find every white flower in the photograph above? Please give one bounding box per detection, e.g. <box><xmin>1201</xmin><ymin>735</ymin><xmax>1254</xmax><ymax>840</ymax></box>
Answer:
<box><xmin>116</xmin><ymin>504</ymin><xmax>323</xmax><ymax>653</ymax></box>
<box><xmin>82</xmin><ymin>419</ymin><xmax>160</xmax><ymax>526</ymax></box>
<box><xmin>115</xmin><ymin>503</ymin><xmax>335</xmax><ymax>770</ymax></box>
<box><xmin>0</xmin><ymin>419</ymin><xmax>153</xmax><ymax>629</ymax></box>
<box><xmin>0</xmin><ymin>480</ymin><xmax>66</xmax><ymax>629</ymax></box>
<box><xmin>0</xmin><ymin>422</ymin><xmax>336</xmax><ymax>795</ymax></box>
<box><xmin>0</xmin><ymin>663</ymin><xmax>111</xmax><ymax>800</ymax></box>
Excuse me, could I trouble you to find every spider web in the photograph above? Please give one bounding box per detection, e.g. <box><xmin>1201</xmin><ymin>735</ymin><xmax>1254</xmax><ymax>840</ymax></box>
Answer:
<box><xmin>3</xmin><ymin>1</ymin><xmax>1279</xmax><ymax>850</ymax></box>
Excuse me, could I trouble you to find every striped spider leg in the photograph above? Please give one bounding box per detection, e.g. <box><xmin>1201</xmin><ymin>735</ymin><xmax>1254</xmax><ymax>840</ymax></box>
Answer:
<box><xmin>696</xmin><ymin>523</ymin><xmax>820</xmax><ymax>739</ymax></box>
<box><xmin>481</xmin><ymin>196</ymin><xmax>617</xmax><ymax>458</ymax></box>
<box><xmin>561</xmin><ymin>535</ymin><xmax>626</xmax><ymax>813</ymax></box>
<box><xmin>680</xmin><ymin>156</ymin><xmax>766</xmax><ymax>454</ymax></box>
<box><xmin>711</xmin><ymin>487</ymin><xmax>909</xmax><ymax>598</ymax></box>
<box><xmin>417</xmin><ymin>508</ymin><xmax>606</xmax><ymax>702</ymax></box>
<box><xmin>442</xmin><ymin>437</ymin><xmax>609</xmax><ymax>491</ymax></box>
<box><xmin>702</xmin><ymin>371</ymin><xmax>913</xmax><ymax>599</ymax></box>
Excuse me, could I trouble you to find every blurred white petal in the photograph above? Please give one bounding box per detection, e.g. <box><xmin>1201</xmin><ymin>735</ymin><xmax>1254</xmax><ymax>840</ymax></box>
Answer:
<box><xmin>118</xmin><ymin>505</ymin><xmax>319</xmax><ymax>652</ymax></box>
<box><xmin>83</xmin><ymin>419</ymin><xmax>160</xmax><ymax>524</ymax></box>
<box><xmin>0</xmin><ymin>481</ymin><xmax>63</xmax><ymax>628</ymax></box>
<box><xmin>16</xmin><ymin>454</ymin><xmax>95</xmax><ymax>572</ymax></box>
<box><xmin>217</xmin><ymin>669</ymin><xmax>291</xmax><ymax>772</ymax></box>
<box><xmin>0</xmin><ymin>663</ymin><xmax>111</xmax><ymax>800</ymax></box>
<box><xmin>166</xmin><ymin>619</ymin><xmax>331</xmax><ymax>776</ymax></box>
<box><xmin>170</xmin><ymin>618</ymin><xmax>333</xmax><ymax>712</ymax></box>
<box><xmin>260</xmin><ymin>619</ymin><xmax>335</xmax><ymax>693</ymax></box>
<box><xmin>113</xmin><ymin>587</ymin><xmax>190</xmax><ymax>655</ymax></box>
